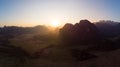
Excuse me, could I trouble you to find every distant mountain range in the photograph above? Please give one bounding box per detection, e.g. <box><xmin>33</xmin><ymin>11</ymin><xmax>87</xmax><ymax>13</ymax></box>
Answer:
<box><xmin>0</xmin><ymin>20</ymin><xmax>120</xmax><ymax>41</ymax></box>
<box><xmin>0</xmin><ymin>25</ymin><xmax>49</xmax><ymax>37</ymax></box>
<box><xmin>60</xmin><ymin>20</ymin><xmax>120</xmax><ymax>45</ymax></box>
<box><xmin>94</xmin><ymin>20</ymin><xmax>120</xmax><ymax>38</ymax></box>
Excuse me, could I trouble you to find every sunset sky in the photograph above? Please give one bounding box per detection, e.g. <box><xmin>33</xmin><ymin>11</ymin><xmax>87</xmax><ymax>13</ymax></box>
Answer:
<box><xmin>0</xmin><ymin>0</ymin><xmax>120</xmax><ymax>26</ymax></box>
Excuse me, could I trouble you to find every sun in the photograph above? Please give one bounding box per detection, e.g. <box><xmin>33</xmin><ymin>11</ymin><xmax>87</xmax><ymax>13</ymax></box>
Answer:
<box><xmin>51</xmin><ymin>20</ymin><xmax>60</xmax><ymax>27</ymax></box>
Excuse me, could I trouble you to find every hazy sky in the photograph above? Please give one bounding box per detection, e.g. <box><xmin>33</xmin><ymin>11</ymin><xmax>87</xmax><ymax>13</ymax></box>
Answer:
<box><xmin>0</xmin><ymin>0</ymin><xmax>120</xmax><ymax>26</ymax></box>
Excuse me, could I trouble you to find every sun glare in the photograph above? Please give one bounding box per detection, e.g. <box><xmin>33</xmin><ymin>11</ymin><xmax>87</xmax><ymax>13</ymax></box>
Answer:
<box><xmin>51</xmin><ymin>20</ymin><xmax>60</xmax><ymax>27</ymax></box>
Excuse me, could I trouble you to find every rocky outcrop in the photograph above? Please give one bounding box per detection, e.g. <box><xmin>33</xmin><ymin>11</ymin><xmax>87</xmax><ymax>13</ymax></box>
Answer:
<box><xmin>60</xmin><ymin>20</ymin><xmax>101</xmax><ymax>45</ymax></box>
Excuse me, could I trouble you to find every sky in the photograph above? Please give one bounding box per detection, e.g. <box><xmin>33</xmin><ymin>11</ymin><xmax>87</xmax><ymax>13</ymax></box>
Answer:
<box><xmin>0</xmin><ymin>0</ymin><xmax>120</xmax><ymax>26</ymax></box>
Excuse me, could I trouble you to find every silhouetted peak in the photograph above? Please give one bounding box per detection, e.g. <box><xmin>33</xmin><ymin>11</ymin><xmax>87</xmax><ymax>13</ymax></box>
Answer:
<box><xmin>74</xmin><ymin>23</ymin><xmax>80</xmax><ymax>27</ymax></box>
<box><xmin>79</xmin><ymin>20</ymin><xmax>91</xmax><ymax>24</ymax></box>
<box><xmin>60</xmin><ymin>20</ymin><xmax>101</xmax><ymax>45</ymax></box>
<box><xmin>62</xmin><ymin>23</ymin><xmax>74</xmax><ymax>30</ymax></box>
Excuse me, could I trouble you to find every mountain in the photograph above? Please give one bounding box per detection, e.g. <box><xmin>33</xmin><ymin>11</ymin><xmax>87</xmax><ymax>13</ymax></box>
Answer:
<box><xmin>0</xmin><ymin>25</ymin><xmax>49</xmax><ymax>37</ymax></box>
<box><xmin>95</xmin><ymin>20</ymin><xmax>120</xmax><ymax>38</ymax></box>
<box><xmin>60</xmin><ymin>20</ymin><xmax>101</xmax><ymax>45</ymax></box>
